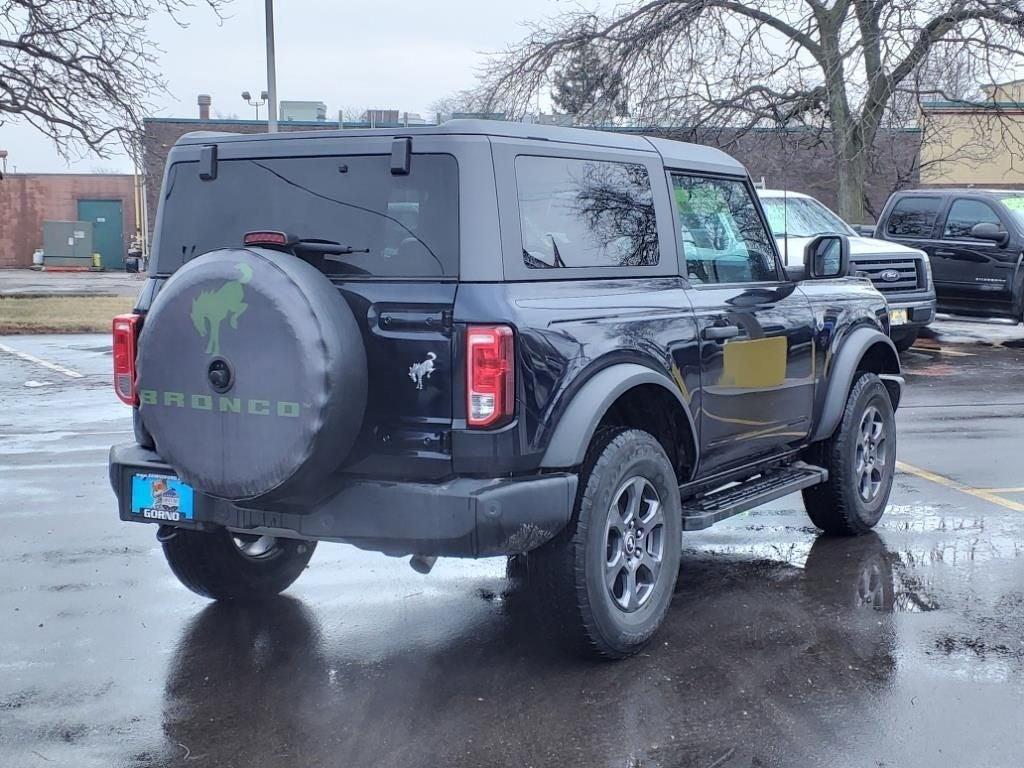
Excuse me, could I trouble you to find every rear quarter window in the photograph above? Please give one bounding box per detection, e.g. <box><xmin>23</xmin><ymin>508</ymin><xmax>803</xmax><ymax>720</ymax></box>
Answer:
<box><xmin>885</xmin><ymin>197</ymin><xmax>941</xmax><ymax>238</ymax></box>
<box><xmin>515</xmin><ymin>155</ymin><xmax>659</xmax><ymax>269</ymax></box>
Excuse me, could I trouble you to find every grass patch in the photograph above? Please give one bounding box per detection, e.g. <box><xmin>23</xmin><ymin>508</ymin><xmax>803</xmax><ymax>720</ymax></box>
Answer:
<box><xmin>0</xmin><ymin>295</ymin><xmax>137</xmax><ymax>334</ymax></box>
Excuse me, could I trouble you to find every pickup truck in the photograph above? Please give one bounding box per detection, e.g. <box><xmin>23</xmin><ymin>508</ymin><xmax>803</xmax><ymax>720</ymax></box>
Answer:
<box><xmin>873</xmin><ymin>188</ymin><xmax>1024</xmax><ymax>322</ymax></box>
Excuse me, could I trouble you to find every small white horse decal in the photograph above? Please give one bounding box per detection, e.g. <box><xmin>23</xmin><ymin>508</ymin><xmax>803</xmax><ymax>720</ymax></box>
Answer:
<box><xmin>408</xmin><ymin>352</ymin><xmax>437</xmax><ymax>390</ymax></box>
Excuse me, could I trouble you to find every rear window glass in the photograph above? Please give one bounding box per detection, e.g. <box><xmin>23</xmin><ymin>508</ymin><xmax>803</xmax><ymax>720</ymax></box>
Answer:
<box><xmin>998</xmin><ymin>194</ymin><xmax>1024</xmax><ymax>227</ymax></box>
<box><xmin>515</xmin><ymin>155</ymin><xmax>659</xmax><ymax>269</ymax></box>
<box><xmin>885</xmin><ymin>197</ymin><xmax>940</xmax><ymax>238</ymax></box>
<box><xmin>153</xmin><ymin>154</ymin><xmax>458</xmax><ymax>277</ymax></box>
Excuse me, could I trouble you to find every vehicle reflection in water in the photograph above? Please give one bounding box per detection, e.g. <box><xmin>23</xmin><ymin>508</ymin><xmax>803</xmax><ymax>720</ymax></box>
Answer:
<box><xmin>157</xmin><ymin>534</ymin><xmax>902</xmax><ymax>768</ymax></box>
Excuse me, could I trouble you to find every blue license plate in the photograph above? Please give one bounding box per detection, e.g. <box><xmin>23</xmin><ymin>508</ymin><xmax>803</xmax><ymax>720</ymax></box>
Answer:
<box><xmin>130</xmin><ymin>473</ymin><xmax>195</xmax><ymax>522</ymax></box>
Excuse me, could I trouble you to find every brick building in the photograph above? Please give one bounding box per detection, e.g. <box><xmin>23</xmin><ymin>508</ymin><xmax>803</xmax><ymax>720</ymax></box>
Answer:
<box><xmin>707</xmin><ymin>130</ymin><xmax>920</xmax><ymax>221</ymax></box>
<box><xmin>0</xmin><ymin>173</ymin><xmax>139</xmax><ymax>268</ymax></box>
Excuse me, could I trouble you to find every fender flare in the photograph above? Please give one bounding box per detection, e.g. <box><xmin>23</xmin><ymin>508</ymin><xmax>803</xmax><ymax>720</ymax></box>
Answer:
<box><xmin>540</xmin><ymin>363</ymin><xmax>698</xmax><ymax>469</ymax></box>
<box><xmin>811</xmin><ymin>327</ymin><xmax>901</xmax><ymax>442</ymax></box>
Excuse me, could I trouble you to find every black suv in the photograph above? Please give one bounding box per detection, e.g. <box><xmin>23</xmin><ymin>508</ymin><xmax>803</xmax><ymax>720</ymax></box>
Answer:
<box><xmin>110</xmin><ymin>121</ymin><xmax>903</xmax><ymax>658</ymax></box>
<box><xmin>874</xmin><ymin>188</ymin><xmax>1024</xmax><ymax>321</ymax></box>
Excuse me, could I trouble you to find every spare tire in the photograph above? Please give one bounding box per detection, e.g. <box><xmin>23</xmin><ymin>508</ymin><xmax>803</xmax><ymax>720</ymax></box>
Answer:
<box><xmin>136</xmin><ymin>248</ymin><xmax>366</xmax><ymax>502</ymax></box>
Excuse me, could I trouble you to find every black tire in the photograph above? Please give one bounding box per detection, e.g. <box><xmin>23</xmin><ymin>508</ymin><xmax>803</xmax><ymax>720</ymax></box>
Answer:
<box><xmin>531</xmin><ymin>428</ymin><xmax>682</xmax><ymax>659</ymax></box>
<box><xmin>802</xmin><ymin>373</ymin><xmax>896</xmax><ymax>535</ymax></box>
<box><xmin>889</xmin><ymin>327</ymin><xmax>919</xmax><ymax>353</ymax></box>
<box><xmin>162</xmin><ymin>528</ymin><xmax>316</xmax><ymax>600</ymax></box>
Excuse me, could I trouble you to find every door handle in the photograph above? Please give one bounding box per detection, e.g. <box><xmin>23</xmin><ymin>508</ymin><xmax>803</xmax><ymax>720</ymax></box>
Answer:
<box><xmin>702</xmin><ymin>325</ymin><xmax>741</xmax><ymax>341</ymax></box>
<box><xmin>934</xmin><ymin>250</ymin><xmax>956</xmax><ymax>257</ymax></box>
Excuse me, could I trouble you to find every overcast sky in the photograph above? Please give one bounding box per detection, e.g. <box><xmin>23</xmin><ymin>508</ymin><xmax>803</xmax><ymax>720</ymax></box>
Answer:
<box><xmin>0</xmin><ymin>0</ymin><xmax>578</xmax><ymax>173</ymax></box>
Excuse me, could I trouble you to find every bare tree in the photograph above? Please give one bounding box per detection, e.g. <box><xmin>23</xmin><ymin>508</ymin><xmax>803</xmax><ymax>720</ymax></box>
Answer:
<box><xmin>338</xmin><ymin>105</ymin><xmax>370</xmax><ymax>122</ymax></box>
<box><xmin>429</xmin><ymin>90</ymin><xmax>487</xmax><ymax>121</ymax></box>
<box><xmin>478</xmin><ymin>1</ymin><xmax>1024</xmax><ymax>223</ymax></box>
<box><xmin>551</xmin><ymin>43</ymin><xmax>628</xmax><ymax>121</ymax></box>
<box><xmin>0</xmin><ymin>0</ymin><xmax>225</xmax><ymax>160</ymax></box>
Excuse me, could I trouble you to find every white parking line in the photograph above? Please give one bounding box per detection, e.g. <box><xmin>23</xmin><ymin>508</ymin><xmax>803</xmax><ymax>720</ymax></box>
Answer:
<box><xmin>0</xmin><ymin>342</ymin><xmax>83</xmax><ymax>378</ymax></box>
<box><xmin>1</xmin><ymin>430</ymin><xmax>129</xmax><ymax>438</ymax></box>
<box><xmin>910</xmin><ymin>345</ymin><xmax>975</xmax><ymax>357</ymax></box>
<box><xmin>0</xmin><ymin>461</ymin><xmax>108</xmax><ymax>471</ymax></box>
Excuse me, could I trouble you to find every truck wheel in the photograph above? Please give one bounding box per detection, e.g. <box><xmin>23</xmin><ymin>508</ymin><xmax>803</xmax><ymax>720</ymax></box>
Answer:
<box><xmin>889</xmin><ymin>327</ymin><xmax>919</xmax><ymax>353</ymax></box>
<box><xmin>531</xmin><ymin>428</ymin><xmax>681</xmax><ymax>659</ymax></box>
<box><xmin>162</xmin><ymin>528</ymin><xmax>315</xmax><ymax>600</ymax></box>
<box><xmin>802</xmin><ymin>373</ymin><xmax>896</xmax><ymax>535</ymax></box>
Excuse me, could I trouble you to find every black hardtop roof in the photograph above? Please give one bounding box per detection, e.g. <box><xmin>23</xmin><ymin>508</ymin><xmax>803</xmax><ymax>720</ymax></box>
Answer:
<box><xmin>174</xmin><ymin>119</ymin><xmax>745</xmax><ymax>175</ymax></box>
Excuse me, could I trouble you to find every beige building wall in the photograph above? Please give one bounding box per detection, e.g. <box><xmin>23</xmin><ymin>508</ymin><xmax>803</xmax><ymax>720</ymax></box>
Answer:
<box><xmin>985</xmin><ymin>81</ymin><xmax>1024</xmax><ymax>101</ymax></box>
<box><xmin>922</xmin><ymin>92</ymin><xmax>1024</xmax><ymax>187</ymax></box>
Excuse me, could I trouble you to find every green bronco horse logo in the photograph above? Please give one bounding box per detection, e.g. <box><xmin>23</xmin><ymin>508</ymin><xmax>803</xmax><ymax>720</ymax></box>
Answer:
<box><xmin>190</xmin><ymin>263</ymin><xmax>253</xmax><ymax>355</ymax></box>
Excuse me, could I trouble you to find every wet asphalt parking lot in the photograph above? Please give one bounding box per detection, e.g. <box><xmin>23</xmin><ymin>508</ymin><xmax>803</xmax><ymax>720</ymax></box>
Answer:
<box><xmin>2</xmin><ymin>320</ymin><xmax>1024</xmax><ymax>768</ymax></box>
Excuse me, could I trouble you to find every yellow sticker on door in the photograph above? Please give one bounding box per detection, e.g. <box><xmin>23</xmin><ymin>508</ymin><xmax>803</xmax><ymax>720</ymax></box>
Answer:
<box><xmin>719</xmin><ymin>336</ymin><xmax>787</xmax><ymax>388</ymax></box>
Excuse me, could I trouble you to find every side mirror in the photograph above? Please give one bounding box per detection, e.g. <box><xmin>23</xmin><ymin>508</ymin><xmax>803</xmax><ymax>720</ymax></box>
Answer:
<box><xmin>970</xmin><ymin>222</ymin><xmax>1008</xmax><ymax>244</ymax></box>
<box><xmin>803</xmin><ymin>234</ymin><xmax>850</xmax><ymax>279</ymax></box>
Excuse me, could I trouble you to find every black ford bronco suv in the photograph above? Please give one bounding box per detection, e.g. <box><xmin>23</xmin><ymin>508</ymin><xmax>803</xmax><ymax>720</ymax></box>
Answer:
<box><xmin>110</xmin><ymin>120</ymin><xmax>903</xmax><ymax>658</ymax></box>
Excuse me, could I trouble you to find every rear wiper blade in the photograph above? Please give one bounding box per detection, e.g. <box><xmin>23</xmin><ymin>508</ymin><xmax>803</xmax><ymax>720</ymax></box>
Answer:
<box><xmin>292</xmin><ymin>238</ymin><xmax>370</xmax><ymax>259</ymax></box>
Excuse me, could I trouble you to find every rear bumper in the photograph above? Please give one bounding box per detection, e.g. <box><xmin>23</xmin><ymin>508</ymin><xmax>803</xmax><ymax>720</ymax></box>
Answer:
<box><xmin>109</xmin><ymin>443</ymin><xmax>577</xmax><ymax>557</ymax></box>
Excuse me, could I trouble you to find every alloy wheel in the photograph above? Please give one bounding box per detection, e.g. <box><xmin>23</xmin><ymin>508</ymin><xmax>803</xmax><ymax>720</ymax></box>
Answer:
<box><xmin>604</xmin><ymin>476</ymin><xmax>666</xmax><ymax>612</ymax></box>
<box><xmin>854</xmin><ymin>404</ymin><xmax>888</xmax><ymax>503</ymax></box>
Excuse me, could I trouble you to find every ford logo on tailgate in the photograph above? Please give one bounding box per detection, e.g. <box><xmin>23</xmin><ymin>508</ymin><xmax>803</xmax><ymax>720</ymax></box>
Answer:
<box><xmin>879</xmin><ymin>269</ymin><xmax>901</xmax><ymax>282</ymax></box>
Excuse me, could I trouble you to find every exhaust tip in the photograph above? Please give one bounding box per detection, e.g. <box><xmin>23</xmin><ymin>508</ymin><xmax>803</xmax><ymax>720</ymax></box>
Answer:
<box><xmin>409</xmin><ymin>555</ymin><xmax>437</xmax><ymax>574</ymax></box>
<box><xmin>156</xmin><ymin>525</ymin><xmax>179</xmax><ymax>543</ymax></box>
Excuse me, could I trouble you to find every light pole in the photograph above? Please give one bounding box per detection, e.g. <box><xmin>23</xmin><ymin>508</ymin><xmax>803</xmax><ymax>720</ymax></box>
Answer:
<box><xmin>241</xmin><ymin>90</ymin><xmax>269</xmax><ymax>120</ymax></box>
<box><xmin>265</xmin><ymin>0</ymin><xmax>278</xmax><ymax>132</ymax></box>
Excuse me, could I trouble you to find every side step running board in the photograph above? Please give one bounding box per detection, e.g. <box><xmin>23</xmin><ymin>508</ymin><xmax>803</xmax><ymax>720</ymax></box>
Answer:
<box><xmin>681</xmin><ymin>462</ymin><xmax>827</xmax><ymax>531</ymax></box>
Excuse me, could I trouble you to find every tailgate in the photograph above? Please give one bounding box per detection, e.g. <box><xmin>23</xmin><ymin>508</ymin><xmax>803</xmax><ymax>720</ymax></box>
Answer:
<box><xmin>338</xmin><ymin>281</ymin><xmax>456</xmax><ymax>480</ymax></box>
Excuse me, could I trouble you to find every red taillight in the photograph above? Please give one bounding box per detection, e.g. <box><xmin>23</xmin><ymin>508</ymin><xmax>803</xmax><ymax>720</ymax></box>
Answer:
<box><xmin>112</xmin><ymin>314</ymin><xmax>141</xmax><ymax>405</ymax></box>
<box><xmin>243</xmin><ymin>230</ymin><xmax>288</xmax><ymax>247</ymax></box>
<box><xmin>467</xmin><ymin>325</ymin><xmax>514</xmax><ymax>428</ymax></box>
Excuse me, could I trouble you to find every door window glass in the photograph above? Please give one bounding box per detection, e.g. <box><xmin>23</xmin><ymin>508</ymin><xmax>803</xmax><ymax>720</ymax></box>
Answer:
<box><xmin>671</xmin><ymin>174</ymin><xmax>778</xmax><ymax>284</ymax></box>
<box><xmin>515</xmin><ymin>156</ymin><xmax>659</xmax><ymax>269</ymax></box>
<box><xmin>885</xmin><ymin>197</ymin><xmax>940</xmax><ymax>238</ymax></box>
<box><xmin>943</xmin><ymin>199</ymin><xmax>1001</xmax><ymax>239</ymax></box>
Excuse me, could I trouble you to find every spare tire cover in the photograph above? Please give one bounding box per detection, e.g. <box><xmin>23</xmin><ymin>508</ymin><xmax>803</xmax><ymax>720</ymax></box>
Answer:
<box><xmin>137</xmin><ymin>248</ymin><xmax>366</xmax><ymax>501</ymax></box>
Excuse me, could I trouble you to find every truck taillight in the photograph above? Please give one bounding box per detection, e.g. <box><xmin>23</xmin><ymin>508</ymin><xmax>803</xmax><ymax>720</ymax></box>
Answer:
<box><xmin>467</xmin><ymin>325</ymin><xmax>514</xmax><ymax>428</ymax></box>
<box><xmin>112</xmin><ymin>314</ymin><xmax>141</xmax><ymax>405</ymax></box>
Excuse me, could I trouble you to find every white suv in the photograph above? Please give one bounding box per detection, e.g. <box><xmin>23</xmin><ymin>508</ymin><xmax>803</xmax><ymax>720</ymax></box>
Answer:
<box><xmin>757</xmin><ymin>189</ymin><xmax>936</xmax><ymax>352</ymax></box>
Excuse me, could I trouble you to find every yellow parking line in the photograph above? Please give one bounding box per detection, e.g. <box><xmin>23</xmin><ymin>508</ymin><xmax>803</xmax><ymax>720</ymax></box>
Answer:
<box><xmin>977</xmin><ymin>486</ymin><xmax>1024</xmax><ymax>494</ymax></box>
<box><xmin>897</xmin><ymin>461</ymin><xmax>1024</xmax><ymax>512</ymax></box>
